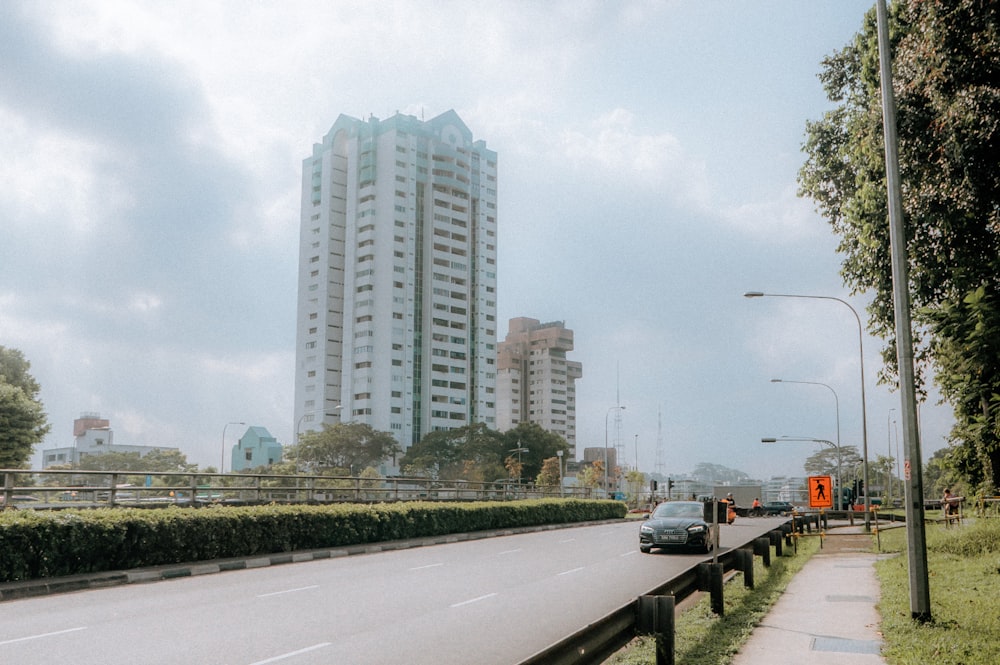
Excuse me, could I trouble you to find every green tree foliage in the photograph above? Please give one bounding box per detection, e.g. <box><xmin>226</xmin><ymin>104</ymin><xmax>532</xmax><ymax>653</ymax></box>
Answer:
<box><xmin>798</xmin><ymin>0</ymin><xmax>1000</xmax><ymax>491</ymax></box>
<box><xmin>400</xmin><ymin>421</ymin><xmax>570</xmax><ymax>484</ymax></box>
<box><xmin>0</xmin><ymin>346</ymin><xmax>50</xmax><ymax>468</ymax></box>
<box><xmin>289</xmin><ymin>421</ymin><xmax>400</xmax><ymax>474</ymax></box>
<box><xmin>77</xmin><ymin>449</ymin><xmax>196</xmax><ymax>473</ymax></box>
<box><xmin>400</xmin><ymin>423</ymin><xmax>504</xmax><ymax>481</ymax></box>
<box><xmin>803</xmin><ymin>445</ymin><xmax>863</xmax><ymax>480</ymax></box>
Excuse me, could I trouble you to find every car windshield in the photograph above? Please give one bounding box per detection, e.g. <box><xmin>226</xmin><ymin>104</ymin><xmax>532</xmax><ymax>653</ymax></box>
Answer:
<box><xmin>652</xmin><ymin>502</ymin><xmax>702</xmax><ymax>519</ymax></box>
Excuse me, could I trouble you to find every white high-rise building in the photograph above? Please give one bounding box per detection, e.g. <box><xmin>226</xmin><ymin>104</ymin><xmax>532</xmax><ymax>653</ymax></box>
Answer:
<box><xmin>294</xmin><ymin>110</ymin><xmax>498</xmax><ymax>467</ymax></box>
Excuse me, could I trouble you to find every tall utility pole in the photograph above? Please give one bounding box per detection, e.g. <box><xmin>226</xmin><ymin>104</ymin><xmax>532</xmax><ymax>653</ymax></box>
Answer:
<box><xmin>876</xmin><ymin>0</ymin><xmax>931</xmax><ymax>621</ymax></box>
<box><xmin>655</xmin><ymin>406</ymin><xmax>665</xmax><ymax>479</ymax></box>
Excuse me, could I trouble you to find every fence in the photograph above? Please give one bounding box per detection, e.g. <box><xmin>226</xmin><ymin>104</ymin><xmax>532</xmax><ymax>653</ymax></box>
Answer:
<box><xmin>1</xmin><ymin>468</ymin><xmax>593</xmax><ymax>509</ymax></box>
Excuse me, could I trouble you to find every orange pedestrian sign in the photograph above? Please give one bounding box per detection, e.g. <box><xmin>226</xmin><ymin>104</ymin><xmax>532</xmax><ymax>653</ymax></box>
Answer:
<box><xmin>808</xmin><ymin>475</ymin><xmax>833</xmax><ymax>508</ymax></box>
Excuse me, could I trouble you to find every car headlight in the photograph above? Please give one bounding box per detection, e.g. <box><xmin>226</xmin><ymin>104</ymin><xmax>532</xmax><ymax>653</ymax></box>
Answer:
<box><xmin>687</xmin><ymin>524</ymin><xmax>706</xmax><ymax>534</ymax></box>
<box><xmin>640</xmin><ymin>524</ymin><xmax>654</xmax><ymax>534</ymax></box>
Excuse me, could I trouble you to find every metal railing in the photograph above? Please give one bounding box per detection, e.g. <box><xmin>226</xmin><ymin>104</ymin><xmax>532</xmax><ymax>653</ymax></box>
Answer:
<box><xmin>519</xmin><ymin>523</ymin><xmax>796</xmax><ymax>665</ymax></box>
<box><xmin>1</xmin><ymin>469</ymin><xmax>593</xmax><ymax>509</ymax></box>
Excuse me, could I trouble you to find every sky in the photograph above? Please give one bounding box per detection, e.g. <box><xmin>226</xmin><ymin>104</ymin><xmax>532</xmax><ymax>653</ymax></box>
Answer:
<box><xmin>0</xmin><ymin>0</ymin><xmax>954</xmax><ymax>481</ymax></box>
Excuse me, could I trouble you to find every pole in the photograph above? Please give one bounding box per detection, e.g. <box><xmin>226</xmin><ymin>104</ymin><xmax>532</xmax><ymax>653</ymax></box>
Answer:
<box><xmin>772</xmin><ymin>379</ymin><xmax>842</xmax><ymax>509</ymax></box>
<box><xmin>876</xmin><ymin>0</ymin><xmax>931</xmax><ymax>621</ymax></box>
<box><xmin>221</xmin><ymin>421</ymin><xmax>245</xmax><ymax>473</ymax></box>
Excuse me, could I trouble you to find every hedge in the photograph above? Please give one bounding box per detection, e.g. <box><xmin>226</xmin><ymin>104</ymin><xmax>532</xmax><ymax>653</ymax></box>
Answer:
<box><xmin>0</xmin><ymin>499</ymin><xmax>626</xmax><ymax>582</ymax></box>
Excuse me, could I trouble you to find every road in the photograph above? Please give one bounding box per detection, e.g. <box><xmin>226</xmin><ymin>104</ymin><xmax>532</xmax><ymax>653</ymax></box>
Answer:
<box><xmin>0</xmin><ymin>516</ymin><xmax>786</xmax><ymax>664</ymax></box>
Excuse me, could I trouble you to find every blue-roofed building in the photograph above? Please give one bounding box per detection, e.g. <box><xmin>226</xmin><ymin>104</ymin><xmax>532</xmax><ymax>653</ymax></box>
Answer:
<box><xmin>231</xmin><ymin>426</ymin><xmax>283</xmax><ymax>471</ymax></box>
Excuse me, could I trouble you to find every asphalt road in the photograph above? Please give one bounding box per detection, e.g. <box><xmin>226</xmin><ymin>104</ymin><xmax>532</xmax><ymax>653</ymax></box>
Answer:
<box><xmin>0</xmin><ymin>516</ymin><xmax>786</xmax><ymax>664</ymax></box>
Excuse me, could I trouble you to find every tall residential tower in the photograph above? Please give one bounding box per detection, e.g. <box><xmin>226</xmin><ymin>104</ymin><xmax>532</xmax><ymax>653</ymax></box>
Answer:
<box><xmin>496</xmin><ymin>318</ymin><xmax>583</xmax><ymax>457</ymax></box>
<box><xmin>294</xmin><ymin>111</ymin><xmax>498</xmax><ymax>466</ymax></box>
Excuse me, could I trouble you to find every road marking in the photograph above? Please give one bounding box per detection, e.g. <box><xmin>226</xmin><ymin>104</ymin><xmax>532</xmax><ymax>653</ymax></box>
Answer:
<box><xmin>256</xmin><ymin>585</ymin><xmax>319</xmax><ymax>598</ymax></box>
<box><xmin>248</xmin><ymin>643</ymin><xmax>331</xmax><ymax>664</ymax></box>
<box><xmin>450</xmin><ymin>592</ymin><xmax>497</xmax><ymax>608</ymax></box>
<box><xmin>497</xmin><ymin>548</ymin><xmax>522</xmax><ymax>555</ymax></box>
<box><xmin>558</xmin><ymin>567</ymin><xmax>585</xmax><ymax>576</ymax></box>
<box><xmin>559</xmin><ymin>538</ymin><xmax>576</xmax><ymax>543</ymax></box>
<box><xmin>0</xmin><ymin>627</ymin><xmax>86</xmax><ymax>646</ymax></box>
<box><xmin>409</xmin><ymin>563</ymin><xmax>444</xmax><ymax>571</ymax></box>
<box><xmin>620</xmin><ymin>550</ymin><xmax>638</xmax><ymax>557</ymax></box>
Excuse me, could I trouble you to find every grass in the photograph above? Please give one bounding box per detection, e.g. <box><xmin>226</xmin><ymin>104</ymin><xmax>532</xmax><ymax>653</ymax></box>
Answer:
<box><xmin>606</xmin><ymin>536</ymin><xmax>821</xmax><ymax>665</ymax></box>
<box><xmin>877</xmin><ymin>517</ymin><xmax>1000</xmax><ymax>665</ymax></box>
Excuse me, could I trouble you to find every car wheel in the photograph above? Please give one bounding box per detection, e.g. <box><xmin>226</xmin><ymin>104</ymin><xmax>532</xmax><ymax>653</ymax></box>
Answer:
<box><xmin>640</xmin><ymin>545</ymin><xmax>652</xmax><ymax>554</ymax></box>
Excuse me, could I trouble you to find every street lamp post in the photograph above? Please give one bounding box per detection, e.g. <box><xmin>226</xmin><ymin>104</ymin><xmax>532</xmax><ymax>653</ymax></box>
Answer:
<box><xmin>221</xmin><ymin>421</ymin><xmax>245</xmax><ymax>474</ymax></box>
<box><xmin>556</xmin><ymin>450</ymin><xmax>564</xmax><ymax>497</ymax></box>
<box><xmin>745</xmin><ymin>291</ymin><xmax>872</xmax><ymax>531</ymax></box>
<box><xmin>295</xmin><ymin>405</ymin><xmax>343</xmax><ymax>446</ymax></box>
<box><xmin>508</xmin><ymin>445</ymin><xmax>529</xmax><ymax>485</ymax></box>
<box><xmin>604</xmin><ymin>406</ymin><xmax>626</xmax><ymax>497</ymax></box>
<box><xmin>887</xmin><ymin>408</ymin><xmax>896</xmax><ymax>506</ymax></box>
<box><xmin>771</xmin><ymin>378</ymin><xmax>842</xmax><ymax>509</ymax></box>
<box><xmin>762</xmin><ymin>436</ymin><xmax>842</xmax><ymax>511</ymax></box>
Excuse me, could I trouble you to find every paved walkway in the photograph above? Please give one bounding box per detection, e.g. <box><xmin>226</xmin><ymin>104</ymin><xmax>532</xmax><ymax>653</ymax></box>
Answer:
<box><xmin>731</xmin><ymin>525</ymin><xmax>889</xmax><ymax>665</ymax></box>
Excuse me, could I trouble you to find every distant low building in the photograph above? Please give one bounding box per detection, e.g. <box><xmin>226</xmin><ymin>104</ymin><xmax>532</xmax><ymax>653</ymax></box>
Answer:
<box><xmin>41</xmin><ymin>412</ymin><xmax>179</xmax><ymax>468</ymax></box>
<box><xmin>231</xmin><ymin>426</ymin><xmax>282</xmax><ymax>471</ymax></box>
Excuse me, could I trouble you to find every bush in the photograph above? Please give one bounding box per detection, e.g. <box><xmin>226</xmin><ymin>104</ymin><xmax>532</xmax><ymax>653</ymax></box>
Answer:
<box><xmin>0</xmin><ymin>499</ymin><xmax>626</xmax><ymax>582</ymax></box>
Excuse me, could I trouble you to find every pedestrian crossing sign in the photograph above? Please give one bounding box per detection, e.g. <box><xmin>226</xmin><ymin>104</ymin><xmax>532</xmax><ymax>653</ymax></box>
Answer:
<box><xmin>808</xmin><ymin>475</ymin><xmax>833</xmax><ymax>508</ymax></box>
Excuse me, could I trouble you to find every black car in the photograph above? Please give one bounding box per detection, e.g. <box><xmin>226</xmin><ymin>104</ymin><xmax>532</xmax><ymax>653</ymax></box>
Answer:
<box><xmin>761</xmin><ymin>501</ymin><xmax>795</xmax><ymax>516</ymax></box>
<box><xmin>639</xmin><ymin>501</ymin><xmax>713</xmax><ymax>554</ymax></box>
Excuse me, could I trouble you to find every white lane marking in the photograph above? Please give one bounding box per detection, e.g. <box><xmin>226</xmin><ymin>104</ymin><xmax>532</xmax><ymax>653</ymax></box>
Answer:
<box><xmin>0</xmin><ymin>627</ymin><xmax>87</xmax><ymax>646</ymax></box>
<box><xmin>497</xmin><ymin>548</ymin><xmax>522</xmax><ymax>555</ymax></box>
<box><xmin>558</xmin><ymin>567</ymin><xmax>585</xmax><ymax>576</ymax></box>
<box><xmin>559</xmin><ymin>538</ymin><xmax>576</xmax><ymax>543</ymax></box>
<box><xmin>409</xmin><ymin>563</ymin><xmax>444</xmax><ymax>571</ymax></box>
<box><xmin>620</xmin><ymin>550</ymin><xmax>638</xmax><ymax>557</ymax></box>
<box><xmin>450</xmin><ymin>592</ymin><xmax>498</xmax><ymax>608</ymax></box>
<box><xmin>256</xmin><ymin>585</ymin><xmax>319</xmax><ymax>598</ymax></box>
<box><xmin>248</xmin><ymin>642</ymin><xmax>331</xmax><ymax>664</ymax></box>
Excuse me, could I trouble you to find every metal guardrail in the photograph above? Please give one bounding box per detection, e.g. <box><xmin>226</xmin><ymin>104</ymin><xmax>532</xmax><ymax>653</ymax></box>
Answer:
<box><xmin>518</xmin><ymin>523</ymin><xmax>795</xmax><ymax>665</ymax></box>
<box><xmin>1</xmin><ymin>468</ymin><xmax>593</xmax><ymax>509</ymax></box>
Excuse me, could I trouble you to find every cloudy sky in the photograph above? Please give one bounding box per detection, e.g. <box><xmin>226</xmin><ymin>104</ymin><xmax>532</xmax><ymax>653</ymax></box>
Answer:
<box><xmin>1</xmin><ymin>0</ymin><xmax>951</xmax><ymax>480</ymax></box>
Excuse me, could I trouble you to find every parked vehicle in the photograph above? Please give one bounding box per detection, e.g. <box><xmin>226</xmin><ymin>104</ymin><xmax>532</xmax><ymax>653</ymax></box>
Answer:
<box><xmin>761</xmin><ymin>501</ymin><xmax>795</xmax><ymax>516</ymax></box>
<box><xmin>639</xmin><ymin>501</ymin><xmax>714</xmax><ymax>554</ymax></box>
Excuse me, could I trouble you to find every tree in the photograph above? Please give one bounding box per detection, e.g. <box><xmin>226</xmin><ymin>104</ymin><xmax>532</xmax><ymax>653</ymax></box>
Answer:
<box><xmin>798</xmin><ymin>0</ymin><xmax>1000</xmax><ymax>492</ymax></box>
<box><xmin>0</xmin><ymin>346</ymin><xmax>50</xmax><ymax>467</ymax></box>
<box><xmin>498</xmin><ymin>422</ymin><xmax>571</xmax><ymax>483</ymax></box>
<box><xmin>535</xmin><ymin>457</ymin><xmax>562</xmax><ymax>487</ymax></box>
<box><xmin>803</xmin><ymin>445</ymin><xmax>863</xmax><ymax>480</ymax></box>
<box><xmin>400</xmin><ymin>423</ymin><xmax>504</xmax><ymax>481</ymax></box>
<box><xmin>577</xmin><ymin>460</ymin><xmax>603</xmax><ymax>490</ymax></box>
<box><xmin>289</xmin><ymin>422</ymin><xmax>400</xmax><ymax>474</ymax></box>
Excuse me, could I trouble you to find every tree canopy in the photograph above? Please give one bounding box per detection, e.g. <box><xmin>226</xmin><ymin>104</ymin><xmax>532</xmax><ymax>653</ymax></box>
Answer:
<box><xmin>288</xmin><ymin>421</ymin><xmax>401</xmax><ymax>474</ymax></box>
<box><xmin>399</xmin><ymin>421</ymin><xmax>570</xmax><ymax>484</ymax></box>
<box><xmin>798</xmin><ymin>0</ymin><xmax>1000</xmax><ymax>492</ymax></box>
<box><xmin>0</xmin><ymin>346</ymin><xmax>50</xmax><ymax>468</ymax></box>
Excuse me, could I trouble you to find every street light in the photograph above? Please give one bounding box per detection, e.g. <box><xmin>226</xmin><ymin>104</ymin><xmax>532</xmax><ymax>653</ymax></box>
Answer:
<box><xmin>507</xmin><ymin>444</ymin><xmax>529</xmax><ymax>485</ymax></box>
<box><xmin>221</xmin><ymin>421</ymin><xmax>245</xmax><ymax>473</ymax></box>
<box><xmin>745</xmin><ymin>290</ymin><xmax>872</xmax><ymax>531</ymax></box>
<box><xmin>295</xmin><ymin>405</ymin><xmax>343</xmax><ymax>445</ymax></box>
<box><xmin>771</xmin><ymin>378</ymin><xmax>842</xmax><ymax>509</ymax></box>
<box><xmin>762</xmin><ymin>436</ymin><xmax>842</xmax><ymax>510</ymax></box>
<box><xmin>604</xmin><ymin>405</ymin><xmax>626</xmax><ymax>497</ymax></box>
<box><xmin>556</xmin><ymin>450</ymin><xmax>564</xmax><ymax>497</ymax></box>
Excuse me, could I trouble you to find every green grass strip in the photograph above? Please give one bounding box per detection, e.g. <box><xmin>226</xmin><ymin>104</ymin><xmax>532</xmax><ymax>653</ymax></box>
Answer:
<box><xmin>877</xmin><ymin>518</ymin><xmax>1000</xmax><ymax>665</ymax></box>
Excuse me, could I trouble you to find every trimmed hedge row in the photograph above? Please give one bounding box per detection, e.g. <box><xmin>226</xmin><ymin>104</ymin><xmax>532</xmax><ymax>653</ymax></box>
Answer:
<box><xmin>0</xmin><ymin>499</ymin><xmax>626</xmax><ymax>582</ymax></box>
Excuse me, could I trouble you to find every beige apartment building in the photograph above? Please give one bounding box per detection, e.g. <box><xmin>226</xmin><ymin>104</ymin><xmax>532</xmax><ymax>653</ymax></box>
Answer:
<box><xmin>496</xmin><ymin>318</ymin><xmax>582</xmax><ymax>457</ymax></box>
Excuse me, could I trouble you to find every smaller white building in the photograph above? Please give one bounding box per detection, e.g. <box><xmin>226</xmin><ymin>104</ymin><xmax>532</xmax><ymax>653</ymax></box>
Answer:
<box><xmin>41</xmin><ymin>413</ymin><xmax>178</xmax><ymax>468</ymax></box>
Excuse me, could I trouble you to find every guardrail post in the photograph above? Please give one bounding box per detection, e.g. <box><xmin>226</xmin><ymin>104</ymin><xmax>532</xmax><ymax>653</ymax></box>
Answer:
<box><xmin>738</xmin><ymin>548</ymin><xmax>754</xmax><ymax>589</ymax></box>
<box><xmin>697</xmin><ymin>562</ymin><xmax>725</xmax><ymax>615</ymax></box>
<box><xmin>637</xmin><ymin>595</ymin><xmax>675</xmax><ymax>665</ymax></box>
<box><xmin>754</xmin><ymin>536</ymin><xmax>771</xmax><ymax>567</ymax></box>
<box><xmin>770</xmin><ymin>530</ymin><xmax>783</xmax><ymax>557</ymax></box>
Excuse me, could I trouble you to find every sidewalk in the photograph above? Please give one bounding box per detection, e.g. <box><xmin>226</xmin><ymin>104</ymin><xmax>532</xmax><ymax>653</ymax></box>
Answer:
<box><xmin>731</xmin><ymin>525</ymin><xmax>889</xmax><ymax>665</ymax></box>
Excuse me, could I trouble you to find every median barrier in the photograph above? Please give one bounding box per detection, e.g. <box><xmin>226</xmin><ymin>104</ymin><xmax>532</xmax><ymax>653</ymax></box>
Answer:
<box><xmin>519</xmin><ymin>520</ymin><xmax>796</xmax><ymax>665</ymax></box>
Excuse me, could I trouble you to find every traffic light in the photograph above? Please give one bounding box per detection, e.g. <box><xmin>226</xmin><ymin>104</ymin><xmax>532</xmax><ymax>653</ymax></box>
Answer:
<box><xmin>667</xmin><ymin>478</ymin><xmax>675</xmax><ymax>496</ymax></box>
<box><xmin>650</xmin><ymin>480</ymin><xmax>658</xmax><ymax>492</ymax></box>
